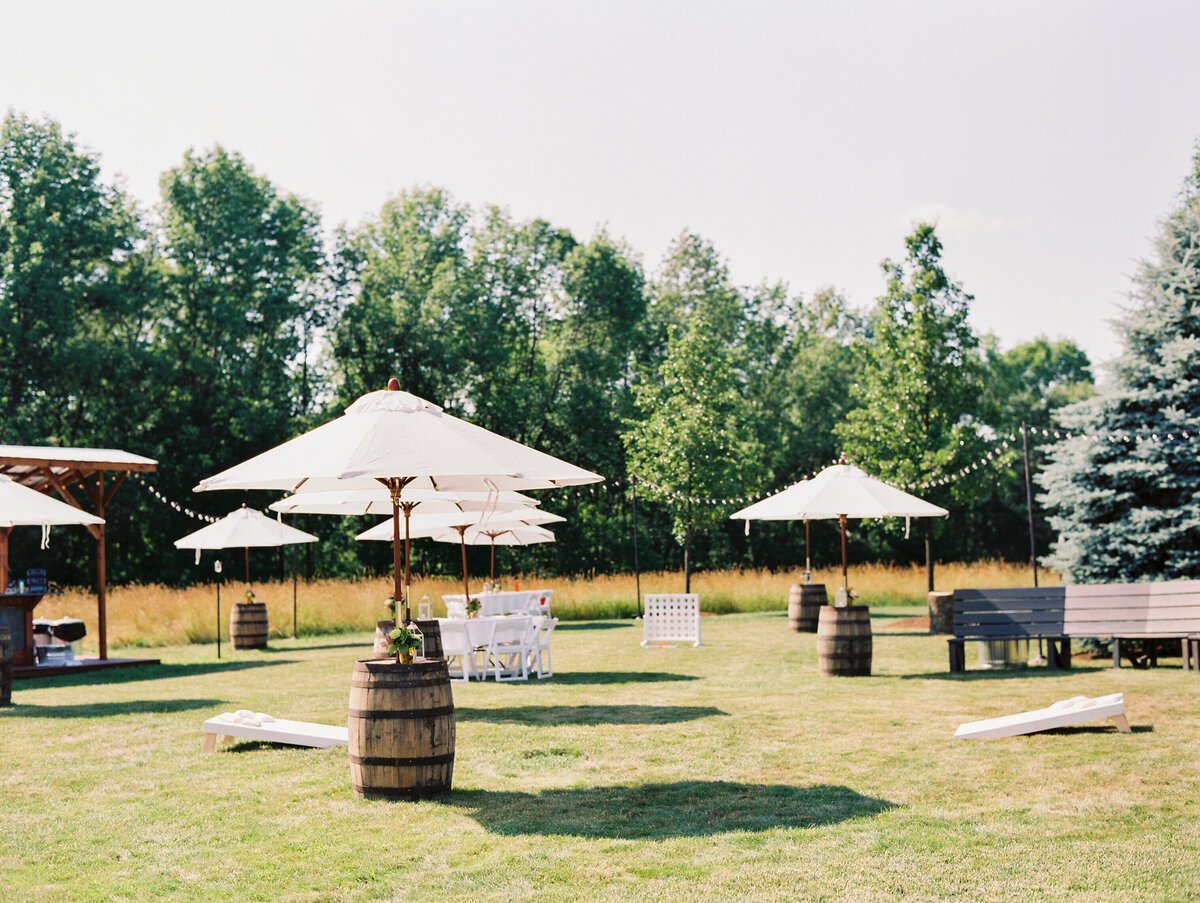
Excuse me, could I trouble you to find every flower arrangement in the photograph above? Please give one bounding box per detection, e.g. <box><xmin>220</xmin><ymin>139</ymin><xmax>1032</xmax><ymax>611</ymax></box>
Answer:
<box><xmin>466</xmin><ymin>597</ymin><xmax>481</xmax><ymax>617</ymax></box>
<box><xmin>387</xmin><ymin>623</ymin><xmax>423</xmax><ymax>663</ymax></box>
<box><xmin>244</xmin><ymin>589</ymin><xmax>256</xmax><ymax>602</ymax></box>
<box><xmin>383</xmin><ymin>594</ymin><xmax>397</xmax><ymax>620</ymax></box>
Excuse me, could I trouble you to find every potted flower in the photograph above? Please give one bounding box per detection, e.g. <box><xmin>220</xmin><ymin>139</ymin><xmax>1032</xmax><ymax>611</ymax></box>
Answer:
<box><xmin>375</xmin><ymin>594</ymin><xmax>398</xmax><ymax>656</ymax></box>
<box><xmin>245</xmin><ymin>589</ymin><xmax>256</xmax><ymax>602</ymax></box>
<box><xmin>466</xmin><ymin>597</ymin><xmax>481</xmax><ymax>618</ymax></box>
<box><xmin>387</xmin><ymin>622</ymin><xmax>423</xmax><ymax>664</ymax></box>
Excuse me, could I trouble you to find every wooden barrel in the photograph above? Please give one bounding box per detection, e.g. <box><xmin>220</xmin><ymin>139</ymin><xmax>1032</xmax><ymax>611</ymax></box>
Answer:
<box><xmin>413</xmin><ymin>619</ymin><xmax>443</xmax><ymax>660</ymax></box>
<box><xmin>788</xmin><ymin>583</ymin><xmax>827</xmax><ymax>633</ymax></box>
<box><xmin>0</xmin><ymin>627</ymin><xmax>12</xmax><ymax>707</ymax></box>
<box><xmin>816</xmin><ymin>604</ymin><xmax>872</xmax><ymax>676</ymax></box>
<box><xmin>373</xmin><ymin>619</ymin><xmax>444</xmax><ymax>660</ymax></box>
<box><xmin>230</xmin><ymin>602</ymin><xmax>268</xmax><ymax>649</ymax></box>
<box><xmin>348</xmin><ymin>658</ymin><xmax>455</xmax><ymax>800</ymax></box>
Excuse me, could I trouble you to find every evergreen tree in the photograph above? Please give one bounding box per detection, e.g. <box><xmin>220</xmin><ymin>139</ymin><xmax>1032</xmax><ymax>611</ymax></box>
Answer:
<box><xmin>1039</xmin><ymin>149</ymin><xmax>1200</xmax><ymax>582</ymax></box>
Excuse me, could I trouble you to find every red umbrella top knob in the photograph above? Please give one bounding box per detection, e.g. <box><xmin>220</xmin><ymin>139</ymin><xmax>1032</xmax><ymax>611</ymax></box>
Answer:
<box><xmin>387</xmin><ymin>377</ymin><xmax>401</xmax><ymax>391</ymax></box>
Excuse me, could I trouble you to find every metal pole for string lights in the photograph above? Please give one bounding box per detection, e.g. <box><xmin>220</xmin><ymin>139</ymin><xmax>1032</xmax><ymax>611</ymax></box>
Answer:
<box><xmin>631</xmin><ymin>478</ymin><xmax>642</xmax><ymax>618</ymax></box>
<box><xmin>1022</xmin><ymin>421</ymin><xmax>1039</xmax><ymax>587</ymax></box>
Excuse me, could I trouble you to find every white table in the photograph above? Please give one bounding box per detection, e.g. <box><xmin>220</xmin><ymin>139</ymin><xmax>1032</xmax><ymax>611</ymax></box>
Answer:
<box><xmin>443</xmin><ymin>590</ymin><xmax>536</xmax><ymax>617</ymax></box>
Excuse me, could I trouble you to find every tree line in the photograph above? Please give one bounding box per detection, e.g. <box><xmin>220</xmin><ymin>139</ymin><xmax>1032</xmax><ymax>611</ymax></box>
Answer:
<box><xmin>1</xmin><ymin>112</ymin><xmax>1099</xmax><ymax>590</ymax></box>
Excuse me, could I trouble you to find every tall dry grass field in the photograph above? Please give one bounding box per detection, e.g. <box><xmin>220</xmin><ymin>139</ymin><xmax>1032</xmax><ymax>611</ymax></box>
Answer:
<box><xmin>39</xmin><ymin>560</ymin><xmax>1054</xmax><ymax>653</ymax></box>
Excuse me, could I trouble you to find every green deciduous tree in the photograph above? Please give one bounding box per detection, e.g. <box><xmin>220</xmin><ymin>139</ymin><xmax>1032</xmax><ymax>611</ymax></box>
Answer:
<box><xmin>835</xmin><ymin>223</ymin><xmax>986</xmax><ymax>587</ymax></box>
<box><xmin>625</xmin><ymin>235</ymin><xmax>762</xmax><ymax>591</ymax></box>
<box><xmin>1039</xmin><ymin>149</ymin><xmax>1200</xmax><ymax>582</ymax></box>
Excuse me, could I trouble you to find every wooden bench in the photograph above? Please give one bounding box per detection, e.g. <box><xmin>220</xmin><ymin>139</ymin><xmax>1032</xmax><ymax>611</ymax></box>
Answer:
<box><xmin>949</xmin><ymin>587</ymin><xmax>1069</xmax><ymax>672</ymax></box>
<box><xmin>950</xmin><ymin>582</ymin><xmax>1200</xmax><ymax>673</ymax></box>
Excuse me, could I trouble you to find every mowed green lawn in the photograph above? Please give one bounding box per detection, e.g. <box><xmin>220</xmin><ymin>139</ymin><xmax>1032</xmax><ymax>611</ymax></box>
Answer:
<box><xmin>4</xmin><ymin>606</ymin><xmax>1198</xmax><ymax>902</ymax></box>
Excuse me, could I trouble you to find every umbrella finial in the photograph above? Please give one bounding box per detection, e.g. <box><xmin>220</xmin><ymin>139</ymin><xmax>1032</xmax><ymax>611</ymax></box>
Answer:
<box><xmin>837</xmin><ymin>453</ymin><xmax>848</xmax><ymax>465</ymax></box>
<box><xmin>387</xmin><ymin>377</ymin><xmax>400</xmax><ymax>391</ymax></box>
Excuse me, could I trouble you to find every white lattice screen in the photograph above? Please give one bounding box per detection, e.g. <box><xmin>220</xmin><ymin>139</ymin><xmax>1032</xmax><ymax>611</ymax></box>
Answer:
<box><xmin>642</xmin><ymin>594</ymin><xmax>702</xmax><ymax>646</ymax></box>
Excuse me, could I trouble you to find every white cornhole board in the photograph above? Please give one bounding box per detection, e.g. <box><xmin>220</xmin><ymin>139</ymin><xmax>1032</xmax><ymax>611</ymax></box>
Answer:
<box><xmin>202</xmin><ymin>710</ymin><xmax>349</xmax><ymax>752</ymax></box>
<box><xmin>955</xmin><ymin>693</ymin><xmax>1130</xmax><ymax>739</ymax></box>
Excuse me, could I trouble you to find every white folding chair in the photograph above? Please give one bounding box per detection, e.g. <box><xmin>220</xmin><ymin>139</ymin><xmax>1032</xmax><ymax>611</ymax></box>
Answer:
<box><xmin>465</xmin><ymin>618</ymin><xmax>497</xmax><ymax>679</ymax></box>
<box><xmin>531</xmin><ymin>589</ymin><xmax>554</xmax><ymax>617</ymax></box>
<box><xmin>438</xmin><ymin>619</ymin><xmax>474</xmax><ymax>682</ymax></box>
<box><xmin>528</xmin><ymin>617</ymin><xmax>557</xmax><ymax>678</ymax></box>
<box><xmin>488</xmin><ymin>616</ymin><xmax>532</xmax><ymax>681</ymax></box>
<box><xmin>443</xmin><ymin>595</ymin><xmax>466</xmax><ymax>619</ymax></box>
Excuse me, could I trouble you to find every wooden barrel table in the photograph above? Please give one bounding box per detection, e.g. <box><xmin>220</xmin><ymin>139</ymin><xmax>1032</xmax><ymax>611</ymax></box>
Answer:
<box><xmin>373</xmin><ymin>619</ymin><xmax>444</xmax><ymax>660</ymax></box>
<box><xmin>788</xmin><ymin>583</ymin><xmax>828</xmax><ymax>633</ymax></box>
<box><xmin>816</xmin><ymin>604</ymin><xmax>872</xmax><ymax>676</ymax></box>
<box><xmin>230</xmin><ymin>602</ymin><xmax>268</xmax><ymax>649</ymax></box>
<box><xmin>348</xmin><ymin>658</ymin><xmax>455</xmax><ymax>800</ymax></box>
<box><xmin>0</xmin><ymin>627</ymin><xmax>12</xmax><ymax>707</ymax></box>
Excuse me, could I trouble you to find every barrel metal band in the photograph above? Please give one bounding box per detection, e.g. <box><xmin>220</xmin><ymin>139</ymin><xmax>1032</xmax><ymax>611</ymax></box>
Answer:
<box><xmin>348</xmin><ymin>705</ymin><xmax>455</xmax><ymax>720</ymax></box>
<box><xmin>352</xmin><ymin>782</ymin><xmax>452</xmax><ymax>799</ymax></box>
<box><xmin>349</xmin><ymin>752</ymin><xmax>456</xmax><ymax>767</ymax></box>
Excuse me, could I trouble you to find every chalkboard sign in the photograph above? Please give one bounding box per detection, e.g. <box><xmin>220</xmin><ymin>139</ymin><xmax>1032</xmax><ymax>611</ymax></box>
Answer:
<box><xmin>25</xmin><ymin>568</ymin><xmax>48</xmax><ymax>594</ymax></box>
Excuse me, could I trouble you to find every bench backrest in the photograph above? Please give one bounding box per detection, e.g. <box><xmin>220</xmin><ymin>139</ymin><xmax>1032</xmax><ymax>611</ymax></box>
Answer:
<box><xmin>953</xmin><ymin>587</ymin><xmax>1066</xmax><ymax>638</ymax></box>
<box><xmin>954</xmin><ymin>581</ymin><xmax>1200</xmax><ymax>638</ymax></box>
<box><xmin>643</xmin><ymin>594</ymin><xmax>702</xmax><ymax>646</ymax></box>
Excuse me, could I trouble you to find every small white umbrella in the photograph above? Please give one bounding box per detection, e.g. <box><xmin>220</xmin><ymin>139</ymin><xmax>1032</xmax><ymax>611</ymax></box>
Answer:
<box><xmin>732</xmin><ymin>459</ymin><xmax>947</xmax><ymax>591</ymax></box>
<box><xmin>0</xmin><ymin>474</ymin><xmax>104</xmax><ymax>592</ymax></box>
<box><xmin>360</xmin><ymin>520</ymin><xmax>556</xmax><ymax>582</ymax></box>
<box><xmin>174</xmin><ymin>505</ymin><xmax>317</xmax><ymax>580</ymax></box>
<box><xmin>196</xmin><ymin>381</ymin><xmax>601</xmax><ymax>620</ymax></box>
<box><xmin>174</xmin><ymin>505</ymin><xmax>317</xmax><ymax>658</ymax></box>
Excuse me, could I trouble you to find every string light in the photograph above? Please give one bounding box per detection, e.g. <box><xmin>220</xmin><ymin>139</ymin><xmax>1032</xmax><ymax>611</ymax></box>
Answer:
<box><xmin>131</xmin><ymin>473</ymin><xmax>220</xmax><ymax>523</ymax></box>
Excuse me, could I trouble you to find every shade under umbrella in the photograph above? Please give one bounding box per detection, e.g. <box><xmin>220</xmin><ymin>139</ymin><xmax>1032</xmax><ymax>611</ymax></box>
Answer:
<box><xmin>196</xmin><ymin>381</ymin><xmax>602</xmax><ymax>620</ymax></box>
<box><xmin>732</xmin><ymin>460</ymin><xmax>948</xmax><ymax>592</ymax></box>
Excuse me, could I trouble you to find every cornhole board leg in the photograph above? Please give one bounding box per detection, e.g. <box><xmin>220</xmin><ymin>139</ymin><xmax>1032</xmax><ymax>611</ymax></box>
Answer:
<box><xmin>955</xmin><ymin>693</ymin><xmax>1129</xmax><ymax>739</ymax></box>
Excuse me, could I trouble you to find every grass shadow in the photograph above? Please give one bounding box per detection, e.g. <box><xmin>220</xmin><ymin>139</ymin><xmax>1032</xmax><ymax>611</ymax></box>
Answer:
<box><xmin>1</xmin><ymin>697</ymin><xmax>225</xmax><ymax>719</ymax></box>
<box><xmin>455</xmin><ymin>704</ymin><xmax>725</xmax><ymax>726</ymax></box>
<box><xmin>269</xmin><ymin>640</ymin><xmax>368</xmax><ymax>652</ymax></box>
<box><xmin>554</xmin><ymin>622</ymin><xmax>634</xmax><ymax>632</ymax></box>
<box><xmin>1047</xmin><ymin>723</ymin><xmax>1154</xmax><ymax>735</ymax></box>
<box><xmin>445</xmin><ymin>781</ymin><xmax>895</xmax><ymax>838</ymax></box>
<box><xmin>550</xmin><ymin>671</ymin><xmax>701</xmax><ymax>685</ymax></box>
<box><xmin>901</xmin><ymin>664</ymin><xmax>1109</xmax><ymax>680</ymax></box>
<box><xmin>14</xmin><ymin>659</ymin><xmax>297</xmax><ymax>689</ymax></box>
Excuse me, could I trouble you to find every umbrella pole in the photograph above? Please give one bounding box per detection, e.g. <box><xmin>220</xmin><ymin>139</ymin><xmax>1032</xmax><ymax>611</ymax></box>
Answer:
<box><xmin>804</xmin><ymin>518</ymin><xmax>811</xmax><ymax>583</ymax></box>
<box><xmin>216</xmin><ymin>580</ymin><xmax>221</xmax><ymax>660</ymax></box>
<box><xmin>839</xmin><ymin>513</ymin><xmax>849</xmax><ymax>591</ymax></box>
<box><xmin>244</xmin><ymin>546</ymin><xmax>250</xmax><ymax>584</ymax></box>
<box><xmin>391</xmin><ymin>496</ymin><xmax>404</xmax><ymax>618</ymax></box>
<box><xmin>457</xmin><ymin>525</ymin><xmax>470</xmax><ymax>600</ymax></box>
<box><xmin>490</xmin><ymin>538</ymin><xmax>495</xmax><ymax>581</ymax></box>
<box><xmin>402</xmin><ymin>502</ymin><xmax>416</xmax><ymax>623</ymax></box>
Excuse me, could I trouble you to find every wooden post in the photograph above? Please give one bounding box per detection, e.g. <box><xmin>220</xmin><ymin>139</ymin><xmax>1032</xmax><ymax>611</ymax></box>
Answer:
<box><xmin>95</xmin><ymin>472</ymin><xmax>108</xmax><ymax>660</ymax></box>
<box><xmin>0</xmin><ymin>525</ymin><xmax>10</xmax><ymax>593</ymax></box>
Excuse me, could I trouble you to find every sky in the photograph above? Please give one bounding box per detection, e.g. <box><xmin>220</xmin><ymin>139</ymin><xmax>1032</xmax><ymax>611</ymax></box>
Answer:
<box><xmin>3</xmin><ymin>1</ymin><xmax>1199</xmax><ymax>371</ymax></box>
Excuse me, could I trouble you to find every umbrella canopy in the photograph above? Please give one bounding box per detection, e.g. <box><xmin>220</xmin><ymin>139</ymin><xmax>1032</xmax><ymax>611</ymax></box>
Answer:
<box><xmin>731</xmin><ymin>462</ymin><xmax>948</xmax><ymax>521</ymax></box>
<box><xmin>359</xmin><ymin>520</ymin><xmax>556</xmax><ymax>582</ymax></box>
<box><xmin>731</xmin><ymin>461</ymin><xmax>948</xmax><ymax>591</ymax></box>
<box><xmin>353</xmin><ymin>506</ymin><xmax>564</xmax><ymax>543</ymax></box>
<box><xmin>269</xmin><ymin>487</ymin><xmax>544</xmax><ymax>517</ymax></box>
<box><xmin>196</xmin><ymin>381</ymin><xmax>602</xmax><ymax>617</ymax></box>
<box><xmin>174</xmin><ymin>505</ymin><xmax>318</xmax><ymax>551</ymax></box>
<box><xmin>174</xmin><ymin>504</ymin><xmax>317</xmax><ymax>582</ymax></box>
<box><xmin>194</xmin><ymin>387</ymin><xmax>602</xmax><ymax>494</ymax></box>
<box><xmin>0</xmin><ymin>474</ymin><xmax>105</xmax><ymax>526</ymax></box>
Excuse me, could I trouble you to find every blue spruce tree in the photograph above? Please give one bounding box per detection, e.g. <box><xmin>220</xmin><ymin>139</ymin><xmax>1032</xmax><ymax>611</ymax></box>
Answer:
<box><xmin>1039</xmin><ymin>149</ymin><xmax>1200</xmax><ymax>582</ymax></box>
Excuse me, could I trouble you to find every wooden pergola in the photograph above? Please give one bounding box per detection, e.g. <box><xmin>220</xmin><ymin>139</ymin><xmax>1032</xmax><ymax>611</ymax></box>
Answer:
<box><xmin>0</xmin><ymin>445</ymin><xmax>158</xmax><ymax>659</ymax></box>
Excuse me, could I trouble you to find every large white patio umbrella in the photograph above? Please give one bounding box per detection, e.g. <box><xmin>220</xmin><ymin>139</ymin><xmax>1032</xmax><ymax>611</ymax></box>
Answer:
<box><xmin>174</xmin><ymin>505</ymin><xmax>318</xmax><ymax>581</ymax></box>
<box><xmin>196</xmin><ymin>380</ymin><xmax>602</xmax><ymax>619</ymax></box>
<box><xmin>357</xmin><ymin>510</ymin><xmax>561</xmax><ymax>584</ymax></box>
<box><xmin>174</xmin><ymin>505</ymin><xmax>317</xmax><ymax>658</ymax></box>
<box><xmin>0</xmin><ymin>474</ymin><xmax>105</xmax><ymax>592</ymax></box>
<box><xmin>360</xmin><ymin>520</ymin><xmax>556</xmax><ymax>582</ymax></box>
<box><xmin>269</xmin><ymin>487</ymin><xmax>545</xmax><ymax>517</ymax></box>
<box><xmin>731</xmin><ymin>459</ymin><xmax>947</xmax><ymax>592</ymax></box>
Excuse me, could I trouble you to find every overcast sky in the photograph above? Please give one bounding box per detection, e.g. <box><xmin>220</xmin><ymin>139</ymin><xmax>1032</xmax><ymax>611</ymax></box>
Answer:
<box><xmin>4</xmin><ymin>1</ymin><xmax>1199</xmax><ymax>370</ymax></box>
